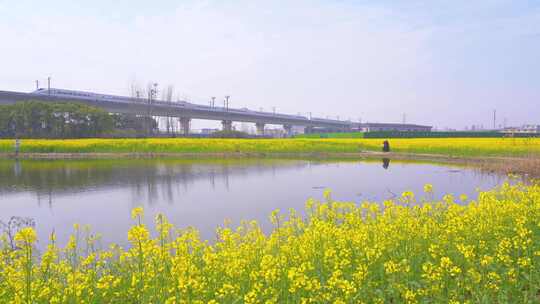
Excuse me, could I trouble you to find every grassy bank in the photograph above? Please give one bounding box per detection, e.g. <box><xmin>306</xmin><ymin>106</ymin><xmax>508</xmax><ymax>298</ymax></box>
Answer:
<box><xmin>296</xmin><ymin>131</ymin><xmax>540</xmax><ymax>139</ymax></box>
<box><xmin>1</xmin><ymin>182</ymin><xmax>539</xmax><ymax>302</ymax></box>
<box><xmin>1</xmin><ymin>138</ymin><xmax>540</xmax><ymax>158</ymax></box>
<box><xmin>296</xmin><ymin>132</ymin><xmax>366</xmax><ymax>139</ymax></box>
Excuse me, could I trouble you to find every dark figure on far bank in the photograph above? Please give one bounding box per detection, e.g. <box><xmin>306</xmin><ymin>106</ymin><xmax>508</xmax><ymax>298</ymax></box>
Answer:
<box><xmin>382</xmin><ymin>140</ymin><xmax>390</xmax><ymax>152</ymax></box>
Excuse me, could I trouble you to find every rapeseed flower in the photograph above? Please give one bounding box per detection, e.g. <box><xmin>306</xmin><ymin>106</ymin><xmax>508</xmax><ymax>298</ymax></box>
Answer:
<box><xmin>0</xmin><ymin>181</ymin><xmax>539</xmax><ymax>302</ymax></box>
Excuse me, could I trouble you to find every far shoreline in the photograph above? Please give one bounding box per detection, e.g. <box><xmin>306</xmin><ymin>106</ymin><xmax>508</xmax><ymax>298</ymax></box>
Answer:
<box><xmin>1</xmin><ymin>151</ymin><xmax>539</xmax><ymax>178</ymax></box>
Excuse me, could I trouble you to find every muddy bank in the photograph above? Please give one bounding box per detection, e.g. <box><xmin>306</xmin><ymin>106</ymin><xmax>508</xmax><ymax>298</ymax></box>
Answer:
<box><xmin>0</xmin><ymin>150</ymin><xmax>499</xmax><ymax>160</ymax></box>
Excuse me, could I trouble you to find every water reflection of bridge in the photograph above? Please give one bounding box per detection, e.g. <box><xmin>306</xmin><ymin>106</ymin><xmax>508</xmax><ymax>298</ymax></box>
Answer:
<box><xmin>0</xmin><ymin>159</ymin><xmax>315</xmax><ymax>206</ymax></box>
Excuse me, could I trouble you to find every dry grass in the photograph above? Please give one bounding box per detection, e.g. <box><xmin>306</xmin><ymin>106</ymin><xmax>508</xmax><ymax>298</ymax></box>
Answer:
<box><xmin>474</xmin><ymin>157</ymin><xmax>540</xmax><ymax>178</ymax></box>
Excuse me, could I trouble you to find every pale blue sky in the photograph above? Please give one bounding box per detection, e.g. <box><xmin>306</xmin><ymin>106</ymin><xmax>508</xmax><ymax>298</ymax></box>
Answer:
<box><xmin>1</xmin><ymin>0</ymin><xmax>539</xmax><ymax>129</ymax></box>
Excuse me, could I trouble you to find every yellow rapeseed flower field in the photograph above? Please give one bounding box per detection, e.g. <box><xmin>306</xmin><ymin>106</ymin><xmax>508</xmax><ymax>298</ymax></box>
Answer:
<box><xmin>1</xmin><ymin>181</ymin><xmax>540</xmax><ymax>303</ymax></box>
<box><xmin>0</xmin><ymin>137</ymin><xmax>539</xmax><ymax>157</ymax></box>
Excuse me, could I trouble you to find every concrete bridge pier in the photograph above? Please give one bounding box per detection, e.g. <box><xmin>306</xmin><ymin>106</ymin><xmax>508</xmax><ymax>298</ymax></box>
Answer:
<box><xmin>304</xmin><ymin>126</ymin><xmax>314</xmax><ymax>134</ymax></box>
<box><xmin>255</xmin><ymin>122</ymin><xmax>265</xmax><ymax>136</ymax></box>
<box><xmin>180</xmin><ymin>117</ymin><xmax>191</xmax><ymax>135</ymax></box>
<box><xmin>283</xmin><ymin>124</ymin><xmax>293</xmax><ymax>137</ymax></box>
<box><xmin>222</xmin><ymin>120</ymin><xmax>233</xmax><ymax>132</ymax></box>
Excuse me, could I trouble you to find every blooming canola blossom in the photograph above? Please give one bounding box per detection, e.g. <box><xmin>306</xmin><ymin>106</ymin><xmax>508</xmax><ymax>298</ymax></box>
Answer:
<box><xmin>0</xmin><ymin>181</ymin><xmax>540</xmax><ymax>302</ymax></box>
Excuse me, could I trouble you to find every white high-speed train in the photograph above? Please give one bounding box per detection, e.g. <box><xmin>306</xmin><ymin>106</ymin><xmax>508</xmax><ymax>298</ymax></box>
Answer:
<box><xmin>33</xmin><ymin>88</ymin><xmax>161</xmax><ymax>103</ymax></box>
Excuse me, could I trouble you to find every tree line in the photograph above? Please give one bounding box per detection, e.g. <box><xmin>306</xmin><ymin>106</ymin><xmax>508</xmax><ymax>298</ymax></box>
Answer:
<box><xmin>0</xmin><ymin>101</ymin><xmax>157</xmax><ymax>138</ymax></box>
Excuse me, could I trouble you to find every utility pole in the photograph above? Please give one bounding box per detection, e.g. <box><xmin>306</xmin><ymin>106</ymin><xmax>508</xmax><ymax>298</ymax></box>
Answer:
<box><xmin>211</xmin><ymin>96</ymin><xmax>216</xmax><ymax>108</ymax></box>
<box><xmin>224</xmin><ymin>95</ymin><xmax>230</xmax><ymax>111</ymax></box>
<box><xmin>35</xmin><ymin>80</ymin><xmax>39</xmax><ymax>90</ymax></box>
<box><xmin>47</xmin><ymin>77</ymin><xmax>51</xmax><ymax>95</ymax></box>
<box><xmin>149</xmin><ymin>83</ymin><xmax>158</xmax><ymax>102</ymax></box>
<box><xmin>493</xmin><ymin>109</ymin><xmax>497</xmax><ymax>130</ymax></box>
<box><xmin>147</xmin><ymin>83</ymin><xmax>158</xmax><ymax>135</ymax></box>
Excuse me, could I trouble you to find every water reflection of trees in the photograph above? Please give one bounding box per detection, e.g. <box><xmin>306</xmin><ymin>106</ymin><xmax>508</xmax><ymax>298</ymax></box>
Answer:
<box><xmin>0</xmin><ymin>159</ymin><xmax>310</xmax><ymax>206</ymax></box>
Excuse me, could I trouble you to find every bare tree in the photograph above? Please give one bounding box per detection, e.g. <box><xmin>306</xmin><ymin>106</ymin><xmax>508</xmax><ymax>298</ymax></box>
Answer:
<box><xmin>163</xmin><ymin>85</ymin><xmax>175</xmax><ymax>135</ymax></box>
<box><xmin>129</xmin><ymin>80</ymin><xmax>145</xmax><ymax>102</ymax></box>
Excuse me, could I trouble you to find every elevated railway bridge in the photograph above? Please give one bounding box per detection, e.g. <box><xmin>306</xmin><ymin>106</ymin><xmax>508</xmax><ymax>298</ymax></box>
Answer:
<box><xmin>0</xmin><ymin>88</ymin><xmax>431</xmax><ymax>135</ymax></box>
<box><xmin>0</xmin><ymin>88</ymin><xmax>353</xmax><ymax>135</ymax></box>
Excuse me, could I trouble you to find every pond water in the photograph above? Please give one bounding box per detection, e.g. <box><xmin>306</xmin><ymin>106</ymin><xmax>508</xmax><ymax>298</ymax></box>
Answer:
<box><xmin>0</xmin><ymin>158</ymin><xmax>506</xmax><ymax>249</ymax></box>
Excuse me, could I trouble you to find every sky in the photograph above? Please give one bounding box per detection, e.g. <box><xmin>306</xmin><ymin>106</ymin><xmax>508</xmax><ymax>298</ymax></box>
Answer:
<box><xmin>0</xmin><ymin>0</ymin><xmax>539</xmax><ymax>130</ymax></box>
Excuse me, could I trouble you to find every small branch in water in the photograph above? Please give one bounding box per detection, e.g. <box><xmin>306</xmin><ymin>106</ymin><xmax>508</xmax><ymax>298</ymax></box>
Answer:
<box><xmin>386</xmin><ymin>188</ymin><xmax>397</xmax><ymax>199</ymax></box>
<box><xmin>0</xmin><ymin>216</ymin><xmax>36</xmax><ymax>250</ymax></box>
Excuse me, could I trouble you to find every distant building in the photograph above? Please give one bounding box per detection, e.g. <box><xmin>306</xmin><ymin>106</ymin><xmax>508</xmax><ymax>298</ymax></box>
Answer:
<box><xmin>500</xmin><ymin>124</ymin><xmax>540</xmax><ymax>134</ymax></box>
<box><xmin>291</xmin><ymin>126</ymin><xmax>305</xmax><ymax>135</ymax></box>
<box><xmin>357</xmin><ymin>123</ymin><xmax>432</xmax><ymax>132</ymax></box>
<box><xmin>264</xmin><ymin>128</ymin><xmax>287</xmax><ymax>138</ymax></box>
<box><xmin>200</xmin><ymin>128</ymin><xmax>219</xmax><ymax>135</ymax></box>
